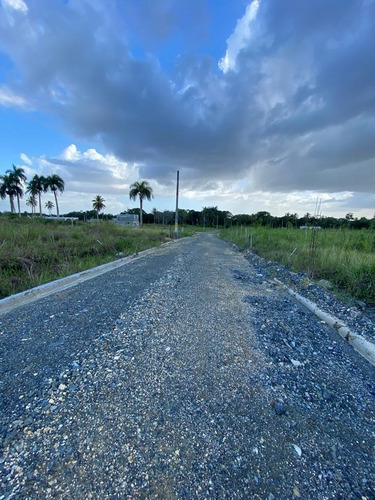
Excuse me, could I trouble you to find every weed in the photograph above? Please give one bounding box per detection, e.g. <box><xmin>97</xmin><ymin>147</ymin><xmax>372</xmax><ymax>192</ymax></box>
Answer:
<box><xmin>0</xmin><ymin>216</ymin><xmax>199</xmax><ymax>299</ymax></box>
<box><xmin>221</xmin><ymin>226</ymin><xmax>375</xmax><ymax>305</ymax></box>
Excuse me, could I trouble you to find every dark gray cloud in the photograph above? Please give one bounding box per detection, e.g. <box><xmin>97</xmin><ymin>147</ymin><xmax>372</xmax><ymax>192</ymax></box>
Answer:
<box><xmin>0</xmin><ymin>0</ymin><xmax>374</xmax><ymax>196</ymax></box>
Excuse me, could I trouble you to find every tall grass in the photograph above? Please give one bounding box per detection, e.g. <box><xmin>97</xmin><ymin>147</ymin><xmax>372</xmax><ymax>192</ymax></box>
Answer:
<box><xmin>0</xmin><ymin>216</ymin><xmax>198</xmax><ymax>299</ymax></box>
<box><xmin>221</xmin><ymin>226</ymin><xmax>375</xmax><ymax>305</ymax></box>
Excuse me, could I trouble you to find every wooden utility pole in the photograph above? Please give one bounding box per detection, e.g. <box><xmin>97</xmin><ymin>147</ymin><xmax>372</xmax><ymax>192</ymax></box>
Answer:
<box><xmin>174</xmin><ymin>170</ymin><xmax>179</xmax><ymax>239</ymax></box>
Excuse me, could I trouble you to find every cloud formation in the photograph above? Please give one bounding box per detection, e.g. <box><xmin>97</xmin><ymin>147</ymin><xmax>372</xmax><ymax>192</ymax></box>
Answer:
<box><xmin>0</xmin><ymin>0</ymin><xmax>374</xmax><ymax>214</ymax></box>
<box><xmin>38</xmin><ymin>145</ymin><xmax>139</xmax><ymax>195</ymax></box>
<box><xmin>11</xmin><ymin>145</ymin><xmax>141</xmax><ymax>213</ymax></box>
<box><xmin>0</xmin><ymin>86</ymin><xmax>28</xmax><ymax>108</ymax></box>
<box><xmin>219</xmin><ymin>0</ymin><xmax>260</xmax><ymax>73</ymax></box>
<box><xmin>1</xmin><ymin>0</ymin><xmax>27</xmax><ymax>13</ymax></box>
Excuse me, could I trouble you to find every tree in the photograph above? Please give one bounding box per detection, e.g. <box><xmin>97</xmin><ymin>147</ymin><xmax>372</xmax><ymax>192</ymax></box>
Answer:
<box><xmin>152</xmin><ymin>207</ymin><xmax>157</xmax><ymax>224</ymax></box>
<box><xmin>281</xmin><ymin>212</ymin><xmax>299</xmax><ymax>228</ymax></box>
<box><xmin>201</xmin><ymin>206</ymin><xmax>224</xmax><ymax>227</ymax></box>
<box><xmin>45</xmin><ymin>174</ymin><xmax>65</xmax><ymax>219</ymax></box>
<box><xmin>45</xmin><ymin>200</ymin><xmax>54</xmax><ymax>216</ymax></box>
<box><xmin>92</xmin><ymin>195</ymin><xmax>106</xmax><ymax>220</ymax></box>
<box><xmin>25</xmin><ymin>180</ymin><xmax>39</xmax><ymax>214</ymax></box>
<box><xmin>254</xmin><ymin>211</ymin><xmax>273</xmax><ymax>226</ymax></box>
<box><xmin>161</xmin><ymin>210</ymin><xmax>174</xmax><ymax>225</ymax></box>
<box><xmin>232</xmin><ymin>214</ymin><xmax>253</xmax><ymax>226</ymax></box>
<box><xmin>27</xmin><ymin>175</ymin><xmax>47</xmax><ymax>217</ymax></box>
<box><xmin>185</xmin><ymin>209</ymin><xmax>201</xmax><ymax>226</ymax></box>
<box><xmin>0</xmin><ymin>173</ymin><xmax>20</xmax><ymax>213</ymax></box>
<box><xmin>26</xmin><ymin>195</ymin><xmax>37</xmax><ymax>215</ymax></box>
<box><xmin>129</xmin><ymin>180</ymin><xmax>153</xmax><ymax>227</ymax></box>
<box><xmin>5</xmin><ymin>165</ymin><xmax>26</xmax><ymax>217</ymax></box>
<box><xmin>345</xmin><ymin>212</ymin><xmax>354</xmax><ymax>228</ymax></box>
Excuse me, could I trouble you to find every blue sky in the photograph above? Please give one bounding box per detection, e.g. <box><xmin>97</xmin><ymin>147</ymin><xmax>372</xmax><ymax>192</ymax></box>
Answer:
<box><xmin>0</xmin><ymin>0</ymin><xmax>374</xmax><ymax>218</ymax></box>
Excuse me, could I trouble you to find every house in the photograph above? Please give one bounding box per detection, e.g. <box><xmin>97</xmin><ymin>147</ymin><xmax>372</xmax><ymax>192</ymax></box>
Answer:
<box><xmin>115</xmin><ymin>213</ymin><xmax>139</xmax><ymax>227</ymax></box>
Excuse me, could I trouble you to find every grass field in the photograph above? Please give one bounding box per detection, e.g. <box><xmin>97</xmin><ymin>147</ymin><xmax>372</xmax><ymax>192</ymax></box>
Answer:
<box><xmin>0</xmin><ymin>216</ymin><xmax>198</xmax><ymax>299</ymax></box>
<box><xmin>221</xmin><ymin>226</ymin><xmax>375</xmax><ymax>305</ymax></box>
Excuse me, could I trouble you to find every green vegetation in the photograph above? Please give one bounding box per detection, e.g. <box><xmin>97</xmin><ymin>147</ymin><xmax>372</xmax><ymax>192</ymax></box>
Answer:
<box><xmin>0</xmin><ymin>165</ymin><xmax>26</xmax><ymax>216</ymax></box>
<box><xmin>45</xmin><ymin>200</ymin><xmax>54</xmax><ymax>215</ymax></box>
<box><xmin>92</xmin><ymin>195</ymin><xmax>106</xmax><ymax>220</ymax></box>
<box><xmin>26</xmin><ymin>174</ymin><xmax>47</xmax><ymax>217</ymax></box>
<box><xmin>1</xmin><ymin>182</ymin><xmax>374</xmax><ymax>305</ymax></box>
<box><xmin>1</xmin><ymin>169</ymin><xmax>65</xmax><ymax>219</ymax></box>
<box><xmin>44</xmin><ymin>174</ymin><xmax>65</xmax><ymax>218</ymax></box>
<box><xmin>221</xmin><ymin>226</ymin><xmax>375</xmax><ymax>305</ymax></box>
<box><xmin>129</xmin><ymin>180</ymin><xmax>154</xmax><ymax>227</ymax></box>
<box><xmin>0</xmin><ymin>215</ymin><xmax>198</xmax><ymax>299</ymax></box>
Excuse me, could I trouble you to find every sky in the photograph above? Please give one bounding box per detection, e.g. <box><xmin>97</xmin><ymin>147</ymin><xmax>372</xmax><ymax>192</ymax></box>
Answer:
<box><xmin>0</xmin><ymin>0</ymin><xmax>374</xmax><ymax>218</ymax></box>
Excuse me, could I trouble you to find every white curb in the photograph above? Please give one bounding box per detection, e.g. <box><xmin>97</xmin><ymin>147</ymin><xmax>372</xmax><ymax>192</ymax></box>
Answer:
<box><xmin>0</xmin><ymin>244</ymin><xmax>168</xmax><ymax>317</ymax></box>
<box><xmin>274</xmin><ymin>278</ymin><xmax>375</xmax><ymax>367</ymax></box>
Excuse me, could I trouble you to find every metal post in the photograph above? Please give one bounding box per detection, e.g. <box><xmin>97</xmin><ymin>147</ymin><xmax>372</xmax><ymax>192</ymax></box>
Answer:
<box><xmin>174</xmin><ymin>170</ymin><xmax>179</xmax><ymax>239</ymax></box>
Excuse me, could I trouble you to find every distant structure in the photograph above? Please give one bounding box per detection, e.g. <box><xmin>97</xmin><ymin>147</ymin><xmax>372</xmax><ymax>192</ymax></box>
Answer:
<box><xmin>300</xmin><ymin>226</ymin><xmax>322</xmax><ymax>230</ymax></box>
<box><xmin>115</xmin><ymin>213</ymin><xmax>139</xmax><ymax>227</ymax></box>
<box><xmin>43</xmin><ymin>216</ymin><xmax>79</xmax><ymax>222</ymax></box>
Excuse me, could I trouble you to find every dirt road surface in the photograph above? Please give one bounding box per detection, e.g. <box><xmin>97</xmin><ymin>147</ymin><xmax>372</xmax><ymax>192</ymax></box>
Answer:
<box><xmin>1</xmin><ymin>233</ymin><xmax>374</xmax><ymax>499</ymax></box>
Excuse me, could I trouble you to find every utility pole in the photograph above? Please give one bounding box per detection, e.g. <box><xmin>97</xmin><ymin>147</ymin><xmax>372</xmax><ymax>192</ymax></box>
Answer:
<box><xmin>174</xmin><ymin>170</ymin><xmax>179</xmax><ymax>239</ymax></box>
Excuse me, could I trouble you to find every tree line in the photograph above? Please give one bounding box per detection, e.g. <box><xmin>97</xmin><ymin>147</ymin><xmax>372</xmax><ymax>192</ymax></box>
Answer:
<box><xmin>1</xmin><ymin>171</ymin><xmax>373</xmax><ymax>230</ymax></box>
<box><xmin>38</xmin><ymin>205</ymin><xmax>375</xmax><ymax>230</ymax></box>
<box><xmin>224</xmin><ymin>210</ymin><xmax>375</xmax><ymax>230</ymax></box>
<box><xmin>110</xmin><ymin>207</ymin><xmax>375</xmax><ymax>230</ymax></box>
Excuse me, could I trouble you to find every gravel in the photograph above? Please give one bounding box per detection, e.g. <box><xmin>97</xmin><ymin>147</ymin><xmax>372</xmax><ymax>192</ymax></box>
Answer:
<box><xmin>242</xmin><ymin>248</ymin><xmax>375</xmax><ymax>345</ymax></box>
<box><xmin>1</xmin><ymin>232</ymin><xmax>374</xmax><ymax>499</ymax></box>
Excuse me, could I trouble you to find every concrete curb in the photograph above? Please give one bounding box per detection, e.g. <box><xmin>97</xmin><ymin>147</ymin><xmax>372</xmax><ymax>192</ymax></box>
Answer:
<box><xmin>0</xmin><ymin>244</ymin><xmax>170</xmax><ymax>317</ymax></box>
<box><xmin>274</xmin><ymin>278</ymin><xmax>375</xmax><ymax>367</ymax></box>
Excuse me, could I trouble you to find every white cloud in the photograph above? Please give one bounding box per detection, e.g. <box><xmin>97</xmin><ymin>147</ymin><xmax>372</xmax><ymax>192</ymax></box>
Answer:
<box><xmin>59</xmin><ymin>144</ymin><xmax>80</xmax><ymax>162</ymax></box>
<box><xmin>1</xmin><ymin>0</ymin><xmax>28</xmax><ymax>13</ymax></box>
<box><xmin>0</xmin><ymin>145</ymin><xmax>143</xmax><ymax>214</ymax></box>
<box><xmin>218</xmin><ymin>0</ymin><xmax>260</xmax><ymax>73</ymax></box>
<box><xmin>0</xmin><ymin>86</ymin><xmax>27</xmax><ymax>108</ymax></box>
<box><xmin>20</xmin><ymin>152</ymin><xmax>32</xmax><ymax>165</ymax></box>
<box><xmin>83</xmin><ymin>148</ymin><xmax>104</xmax><ymax>161</ymax></box>
<box><xmin>44</xmin><ymin>145</ymin><xmax>140</xmax><ymax>189</ymax></box>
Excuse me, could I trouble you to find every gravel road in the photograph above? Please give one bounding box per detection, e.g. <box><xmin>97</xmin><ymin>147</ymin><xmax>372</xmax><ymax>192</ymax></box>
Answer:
<box><xmin>1</xmin><ymin>232</ymin><xmax>374</xmax><ymax>499</ymax></box>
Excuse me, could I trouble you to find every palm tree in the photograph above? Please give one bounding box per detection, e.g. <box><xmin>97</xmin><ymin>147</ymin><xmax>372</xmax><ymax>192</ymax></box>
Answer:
<box><xmin>92</xmin><ymin>195</ymin><xmax>106</xmax><ymax>220</ymax></box>
<box><xmin>27</xmin><ymin>175</ymin><xmax>47</xmax><ymax>217</ymax></box>
<box><xmin>26</xmin><ymin>195</ymin><xmax>37</xmax><ymax>215</ymax></box>
<box><xmin>45</xmin><ymin>174</ymin><xmax>64</xmax><ymax>219</ymax></box>
<box><xmin>0</xmin><ymin>173</ymin><xmax>20</xmax><ymax>213</ymax></box>
<box><xmin>6</xmin><ymin>165</ymin><xmax>26</xmax><ymax>217</ymax></box>
<box><xmin>129</xmin><ymin>180</ymin><xmax>153</xmax><ymax>227</ymax></box>
<box><xmin>45</xmin><ymin>200</ymin><xmax>54</xmax><ymax>216</ymax></box>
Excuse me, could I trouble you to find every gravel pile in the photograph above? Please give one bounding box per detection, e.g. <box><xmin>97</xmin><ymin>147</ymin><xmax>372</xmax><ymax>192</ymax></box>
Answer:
<box><xmin>1</xmin><ymin>233</ymin><xmax>374</xmax><ymax>499</ymax></box>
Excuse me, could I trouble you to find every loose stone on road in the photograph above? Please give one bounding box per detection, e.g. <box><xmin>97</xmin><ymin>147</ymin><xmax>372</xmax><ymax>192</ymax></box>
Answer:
<box><xmin>1</xmin><ymin>233</ymin><xmax>374</xmax><ymax>499</ymax></box>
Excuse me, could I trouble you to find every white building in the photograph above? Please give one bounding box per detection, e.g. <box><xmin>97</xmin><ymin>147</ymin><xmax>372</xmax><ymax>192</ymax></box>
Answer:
<box><xmin>116</xmin><ymin>213</ymin><xmax>139</xmax><ymax>227</ymax></box>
